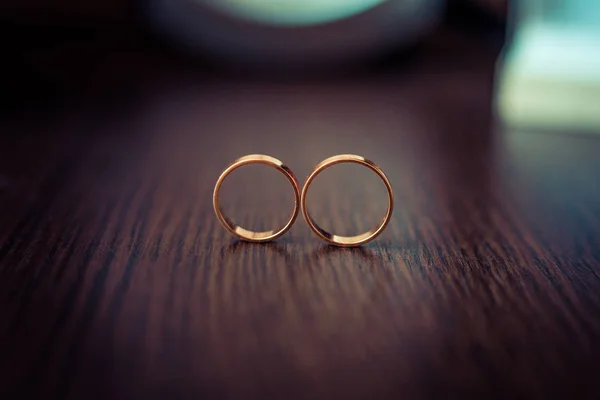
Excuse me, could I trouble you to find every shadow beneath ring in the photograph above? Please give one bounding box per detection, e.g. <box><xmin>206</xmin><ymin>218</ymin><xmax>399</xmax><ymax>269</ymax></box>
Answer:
<box><xmin>217</xmin><ymin>241</ymin><xmax>384</xmax><ymax>267</ymax></box>
<box><xmin>309</xmin><ymin>245</ymin><xmax>380</xmax><ymax>263</ymax></box>
<box><xmin>219</xmin><ymin>239</ymin><xmax>294</xmax><ymax>265</ymax></box>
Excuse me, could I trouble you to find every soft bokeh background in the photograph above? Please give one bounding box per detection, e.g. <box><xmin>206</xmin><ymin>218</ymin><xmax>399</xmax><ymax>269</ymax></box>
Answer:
<box><xmin>1</xmin><ymin>0</ymin><xmax>507</xmax><ymax>112</ymax></box>
<box><xmin>3</xmin><ymin>2</ymin><xmax>600</xmax><ymax>400</ymax></box>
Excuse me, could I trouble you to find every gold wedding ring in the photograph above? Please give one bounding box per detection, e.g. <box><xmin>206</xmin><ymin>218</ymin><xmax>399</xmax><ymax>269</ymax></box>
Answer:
<box><xmin>214</xmin><ymin>155</ymin><xmax>301</xmax><ymax>242</ymax></box>
<box><xmin>301</xmin><ymin>154</ymin><xmax>393</xmax><ymax>247</ymax></box>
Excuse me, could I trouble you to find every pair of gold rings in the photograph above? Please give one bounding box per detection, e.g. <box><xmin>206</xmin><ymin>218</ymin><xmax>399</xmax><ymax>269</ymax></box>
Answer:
<box><xmin>213</xmin><ymin>154</ymin><xmax>393</xmax><ymax>247</ymax></box>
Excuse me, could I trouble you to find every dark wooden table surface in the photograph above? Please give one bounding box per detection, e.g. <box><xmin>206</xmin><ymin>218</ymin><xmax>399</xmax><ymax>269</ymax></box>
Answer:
<box><xmin>1</xmin><ymin>25</ymin><xmax>600</xmax><ymax>399</ymax></box>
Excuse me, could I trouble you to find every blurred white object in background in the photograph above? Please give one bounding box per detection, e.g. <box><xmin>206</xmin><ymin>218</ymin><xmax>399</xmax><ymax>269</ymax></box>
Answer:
<box><xmin>202</xmin><ymin>0</ymin><xmax>390</xmax><ymax>26</ymax></box>
<box><xmin>496</xmin><ymin>0</ymin><xmax>600</xmax><ymax>132</ymax></box>
<box><xmin>146</xmin><ymin>0</ymin><xmax>444</xmax><ymax>71</ymax></box>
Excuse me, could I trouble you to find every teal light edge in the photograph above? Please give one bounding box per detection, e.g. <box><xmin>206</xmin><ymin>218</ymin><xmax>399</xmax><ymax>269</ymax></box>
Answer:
<box><xmin>204</xmin><ymin>0</ymin><xmax>389</xmax><ymax>26</ymax></box>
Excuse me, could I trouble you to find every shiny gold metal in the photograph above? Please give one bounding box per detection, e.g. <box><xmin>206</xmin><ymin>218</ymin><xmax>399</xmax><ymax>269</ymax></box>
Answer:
<box><xmin>301</xmin><ymin>154</ymin><xmax>393</xmax><ymax>247</ymax></box>
<box><xmin>213</xmin><ymin>154</ymin><xmax>300</xmax><ymax>242</ymax></box>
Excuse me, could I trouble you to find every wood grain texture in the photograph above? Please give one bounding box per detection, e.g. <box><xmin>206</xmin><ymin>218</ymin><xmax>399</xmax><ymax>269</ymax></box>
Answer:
<box><xmin>1</xmin><ymin>27</ymin><xmax>600</xmax><ymax>399</ymax></box>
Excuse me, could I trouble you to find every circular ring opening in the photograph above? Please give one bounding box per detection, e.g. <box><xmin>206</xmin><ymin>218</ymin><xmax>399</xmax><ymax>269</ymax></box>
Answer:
<box><xmin>301</xmin><ymin>154</ymin><xmax>393</xmax><ymax>247</ymax></box>
<box><xmin>214</xmin><ymin>154</ymin><xmax>301</xmax><ymax>242</ymax></box>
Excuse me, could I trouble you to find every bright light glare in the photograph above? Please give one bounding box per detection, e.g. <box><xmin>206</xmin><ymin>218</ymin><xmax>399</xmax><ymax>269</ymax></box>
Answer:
<box><xmin>204</xmin><ymin>0</ymin><xmax>388</xmax><ymax>25</ymax></box>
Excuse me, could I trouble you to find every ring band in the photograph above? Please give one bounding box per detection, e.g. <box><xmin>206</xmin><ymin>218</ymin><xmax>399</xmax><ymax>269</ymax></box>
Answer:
<box><xmin>301</xmin><ymin>154</ymin><xmax>393</xmax><ymax>247</ymax></box>
<box><xmin>213</xmin><ymin>154</ymin><xmax>301</xmax><ymax>242</ymax></box>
